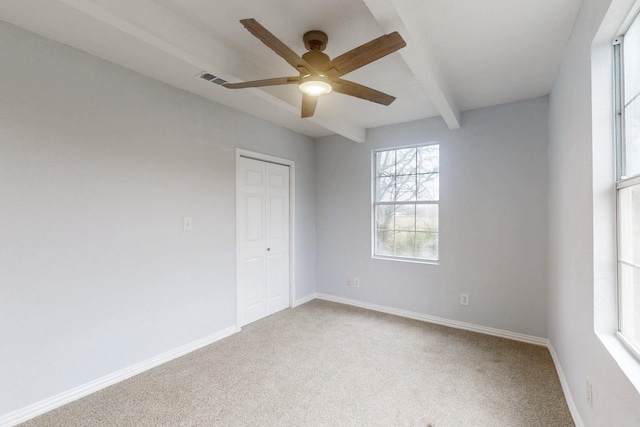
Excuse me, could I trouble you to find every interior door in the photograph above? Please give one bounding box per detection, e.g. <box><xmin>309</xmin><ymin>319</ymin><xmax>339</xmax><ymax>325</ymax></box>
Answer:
<box><xmin>237</xmin><ymin>156</ymin><xmax>290</xmax><ymax>326</ymax></box>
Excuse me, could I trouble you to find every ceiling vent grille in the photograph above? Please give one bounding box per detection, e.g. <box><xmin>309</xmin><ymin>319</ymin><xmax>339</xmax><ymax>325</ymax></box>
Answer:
<box><xmin>199</xmin><ymin>72</ymin><xmax>227</xmax><ymax>85</ymax></box>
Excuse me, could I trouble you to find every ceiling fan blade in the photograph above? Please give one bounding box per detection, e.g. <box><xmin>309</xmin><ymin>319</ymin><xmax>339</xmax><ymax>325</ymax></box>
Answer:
<box><xmin>333</xmin><ymin>79</ymin><xmax>396</xmax><ymax>106</ymax></box>
<box><xmin>301</xmin><ymin>94</ymin><xmax>319</xmax><ymax>118</ymax></box>
<box><xmin>320</xmin><ymin>32</ymin><xmax>406</xmax><ymax>78</ymax></box>
<box><xmin>240</xmin><ymin>19</ymin><xmax>316</xmax><ymax>74</ymax></box>
<box><xmin>223</xmin><ymin>76</ymin><xmax>299</xmax><ymax>89</ymax></box>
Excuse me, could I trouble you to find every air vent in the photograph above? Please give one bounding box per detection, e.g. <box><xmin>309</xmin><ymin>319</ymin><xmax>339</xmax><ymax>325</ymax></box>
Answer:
<box><xmin>199</xmin><ymin>72</ymin><xmax>227</xmax><ymax>85</ymax></box>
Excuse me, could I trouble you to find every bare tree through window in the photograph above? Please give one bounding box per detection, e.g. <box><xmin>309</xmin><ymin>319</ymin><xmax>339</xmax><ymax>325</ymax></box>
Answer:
<box><xmin>374</xmin><ymin>145</ymin><xmax>439</xmax><ymax>260</ymax></box>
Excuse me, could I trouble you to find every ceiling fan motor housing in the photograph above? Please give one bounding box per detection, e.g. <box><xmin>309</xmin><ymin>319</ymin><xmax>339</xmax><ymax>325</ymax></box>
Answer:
<box><xmin>302</xmin><ymin>31</ymin><xmax>330</xmax><ymax>68</ymax></box>
<box><xmin>303</xmin><ymin>30</ymin><xmax>328</xmax><ymax>51</ymax></box>
<box><xmin>302</xmin><ymin>51</ymin><xmax>330</xmax><ymax>68</ymax></box>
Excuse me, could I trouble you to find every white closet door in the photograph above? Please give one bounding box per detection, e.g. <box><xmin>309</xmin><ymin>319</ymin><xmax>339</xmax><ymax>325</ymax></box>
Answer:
<box><xmin>264</xmin><ymin>162</ymin><xmax>290</xmax><ymax>316</ymax></box>
<box><xmin>237</xmin><ymin>157</ymin><xmax>290</xmax><ymax>326</ymax></box>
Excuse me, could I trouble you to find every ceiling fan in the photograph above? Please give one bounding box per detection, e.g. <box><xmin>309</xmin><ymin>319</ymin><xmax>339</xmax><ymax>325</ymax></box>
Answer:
<box><xmin>223</xmin><ymin>19</ymin><xmax>406</xmax><ymax>118</ymax></box>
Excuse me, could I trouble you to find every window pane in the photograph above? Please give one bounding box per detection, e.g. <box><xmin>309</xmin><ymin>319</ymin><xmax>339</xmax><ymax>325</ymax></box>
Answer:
<box><xmin>618</xmin><ymin>13</ymin><xmax>640</xmax><ymax>352</ymax></box>
<box><xmin>418</xmin><ymin>145</ymin><xmax>439</xmax><ymax>173</ymax></box>
<box><xmin>624</xmin><ymin>98</ymin><xmax>640</xmax><ymax>177</ymax></box>
<box><xmin>418</xmin><ymin>173</ymin><xmax>439</xmax><ymax>201</ymax></box>
<box><xmin>395</xmin><ymin>205</ymin><xmax>416</xmax><ymax>231</ymax></box>
<box><xmin>376</xmin><ymin>150</ymin><xmax>395</xmax><ymax>177</ymax></box>
<box><xmin>395</xmin><ymin>174</ymin><xmax>417</xmax><ymax>201</ymax></box>
<box><xmin>395</xmin><ymin>231</ymin><xmax>416</xmax><ymax>257</ymax></box>
<box><xmin>395</xmin><ymin>148</ymin><xmax>417</xmax><ymax>175</ymax></box>
<box><xmin>416</xmin><ymin>232</ymin><xmax>438</xmax><ymax>260</ymax></box>
<box><xmin>375</xmin><ymin>205</ymin><xmax>395</xmax><ymax>231</ymax></box>
<box><xmin>416</xmin><ymin>205</ymin><xmax>438</xmax><ymax>233</ymax></box>
<box><xmin>373</xmin><ymin>144</ymin><xmax>439</xmax><ymax>261</ymax></box>
<box><xmin>376</xmin><ymin>176</ymin><xmax>395</xmax><ymax>202</ymax></box>
<box><xmin>619</xmin><ymin>183</ymin><xmax>640</xmax><ymax>265</ymax></box>
<box><xmin>620</xmin><ymin>263</ymin><xmax>640</xmax><ymax>349</ymax></box>
<box><xmin>376</xmin><ymin>230</ymin><xmax>395</xmax><ymax>256</ymax></box>
<box><xmin>624</xmin><ymin>15</ymin><xmax>640</xmax><ymax>103</ymax></box>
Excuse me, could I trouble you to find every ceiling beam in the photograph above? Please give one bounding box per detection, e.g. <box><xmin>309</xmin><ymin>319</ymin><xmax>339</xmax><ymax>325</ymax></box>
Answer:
<box><xmin>362</xmin><ymin>0</ymin><xmax>461</xmax><ymax>129</ymax></box>
<box><xmin>53</xmin><ymin>0</ymin><xmax>366</xmax><ymax>142</ymax></box>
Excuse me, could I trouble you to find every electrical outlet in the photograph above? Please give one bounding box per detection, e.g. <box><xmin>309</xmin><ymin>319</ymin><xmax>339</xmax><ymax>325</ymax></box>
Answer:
<box><xmin>353</xmin><ymin>278</ymin><xmax>360</xmax><ymax>287</ymax></box>
<box><xmin>460</xmin><ymin>293</ymin><xmax>470</xmax><ymax>306</ymax></box>
<box><xmin>586</xmin><ymin>380</ymin><xmax>593</xmax><ymax>409</ymax></box>
<box><xmin>347</xmin><ymin>278</ymin><xmax>353</xmax><ymax>286</ymax></box>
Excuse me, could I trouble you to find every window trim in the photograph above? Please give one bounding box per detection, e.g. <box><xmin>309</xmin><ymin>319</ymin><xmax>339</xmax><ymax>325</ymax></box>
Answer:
<box><xmin>371</xmin><ymin>143</ymin><xmax>440</xmax><ymax>264</ymax></box>
<box><xmin>613</xmin><ymin>36</ymin><xmax>625</xmax><ymax>180</ymax></box>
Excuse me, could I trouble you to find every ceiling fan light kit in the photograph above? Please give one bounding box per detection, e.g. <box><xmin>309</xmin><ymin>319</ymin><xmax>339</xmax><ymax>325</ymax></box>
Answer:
<box><xmin>223</xmin><ymin>18</ymin><xmax>406</xmax><ymax>118</ymax></box>
<box><xmin>298</xmin><ymin>74</ymin><xmax>333</xmax><ymax>96</ymax></box>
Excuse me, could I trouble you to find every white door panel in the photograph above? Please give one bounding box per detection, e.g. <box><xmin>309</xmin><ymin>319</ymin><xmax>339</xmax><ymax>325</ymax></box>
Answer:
<box><xmin>266</xmin><ymin>252</ymin><xmax>288</xmax><ymax>314</ymax></box>
<box><xmin>242</xmin><ymin>257</ymin><xmax>265</xmax><ymax>325</ymax></box>
<box><xmin>265</xmin><ymin>163</ymin><xmax>289</xmax><ymax>315</ymax></box>
<box><xmin>268</xmin><ymin>196</ymin><xmax>285</xmax><ymax>239</ymax></box>
<box><xmin>246</xmin><ymin>196</ymin><xmax>264</xmax><ymax>242</ymax></box>
<box><xmin>244</xmin><ymin>257</ymin><xmax>264</xmax><ymax>306</ymax></box>
<box><xmin>237</xmin><ymin>156</ymin><xmax>290</xmax><ymax>326</ymax></box>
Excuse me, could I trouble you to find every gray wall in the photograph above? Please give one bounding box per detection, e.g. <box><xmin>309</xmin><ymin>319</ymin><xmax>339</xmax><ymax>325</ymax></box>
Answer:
<box><xmin>0</xmin><ymin>21</ymin><xmax>315</xmax><ymax>415</ymax></box>
<box><xmin>6</xmin><ymin>1</ymin><xmax>640</xmax><ymax>422</ymax></box>
<box><xmin>548</xmin><ymin>0</ymin><xmax>640</xmax><ymax>424</ymax></box>
<box><xmin>315</xmin><ymin>97</ymin><xmax>550</xmax><ymax>338</ymax></box>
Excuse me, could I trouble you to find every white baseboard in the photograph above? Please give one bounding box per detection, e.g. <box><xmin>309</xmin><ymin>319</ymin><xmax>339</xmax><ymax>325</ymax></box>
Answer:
<box><xmin>315</xmin><ymin>293</ymin><xmax>548</xmax><ymax>346</ymax></box>
<box><xmin>293</xmin><ymin>292</ymin><xmax>318</xmax><ymax>307</ymax></box>
<box><xmin>0</xmin><ymin>326</ymin><xmax>239</xmax><ymax>427</ymax></box>
<box><xmin>547</xmin><ymin>342</ymin><xmax>584</xmax><ymax>427</ymax></box>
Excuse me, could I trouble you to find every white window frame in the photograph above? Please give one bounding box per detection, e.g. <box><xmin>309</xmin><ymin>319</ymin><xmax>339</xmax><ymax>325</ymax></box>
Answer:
<box><xmin>371</xmin><ymin>143</ymin><xmax>440</xmax><ymax>264</ymax></box>
<box><xmin>613</xmin><ymin>11</ymin><xmax>640</xmax><ymax>360</ymax></box>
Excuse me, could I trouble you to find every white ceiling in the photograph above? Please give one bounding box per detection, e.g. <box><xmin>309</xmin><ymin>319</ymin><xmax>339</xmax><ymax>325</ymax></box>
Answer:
<box><xmin>0</xmin><ymin>0</ymin><xmax>583</xmax><ymax>142</ymax></box>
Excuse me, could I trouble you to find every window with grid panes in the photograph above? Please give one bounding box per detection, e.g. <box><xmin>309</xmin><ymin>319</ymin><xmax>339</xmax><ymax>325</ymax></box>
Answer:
<box><xmin>373</xmin><ymin>145</ymin><xmax>439</xmax><ymax>262</ymax></box>
<box><xmin>614</xmin><ymin>10</ymin><xmax>640</xmax><ymax>356</ymax></box>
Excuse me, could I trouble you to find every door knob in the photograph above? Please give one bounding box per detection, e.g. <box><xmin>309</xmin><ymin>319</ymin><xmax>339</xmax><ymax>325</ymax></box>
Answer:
<box><xmin>266</xmin><ymin>247</ymin><xmax>271</xmax><ymax>251</ymax></box>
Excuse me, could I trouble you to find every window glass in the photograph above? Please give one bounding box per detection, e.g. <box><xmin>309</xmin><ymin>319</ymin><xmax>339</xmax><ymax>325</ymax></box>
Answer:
<box><xmin>619</xmin><ymin>184</ymin><xmax>640</xmax><ymax>350</ymax></box>
<box><xmin>624</xmin><ymin>15</ymin><xmax>640</xmax><ymax>103</ymax></box>
<box><xmin>624</xmin><ymin>15</ymin><xmax>640</xmax><ymax>178</ymax></box>
<box><xmin>616</xmin><ymin>12</ymin><xmax>640</xmax><ymax>355</ymax></box>
<box><xmin>624</xmin><ymin>98</ymin><xmax>640</xmax><ymax>177</ymax></box>
<box><xmin>619</xmin><ymin>184</ymin><xmax>640</xmax><ymax>266</ymax></box>
<box><xmin>373</xmin><ymin>145</ymin><xmax>439</xmax><ymax>261</ymax></box>
<box><xmin>619</xmin><ymin>263</ymin><xmax>640</xmax><ymax>349</ymax></box>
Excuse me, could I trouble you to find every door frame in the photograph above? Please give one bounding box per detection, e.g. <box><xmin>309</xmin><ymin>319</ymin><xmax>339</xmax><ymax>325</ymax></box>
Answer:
<box><xmin>235</xmin><ymin>148</ymin><xmax>295</xmax><ymax>328</ymax></box>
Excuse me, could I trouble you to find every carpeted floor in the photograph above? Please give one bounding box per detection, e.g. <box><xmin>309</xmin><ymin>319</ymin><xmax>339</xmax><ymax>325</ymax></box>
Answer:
<box><xmin>21</xmin><ymin>300</ymin><xmax>574</xmax><ymax>426</ymax></box>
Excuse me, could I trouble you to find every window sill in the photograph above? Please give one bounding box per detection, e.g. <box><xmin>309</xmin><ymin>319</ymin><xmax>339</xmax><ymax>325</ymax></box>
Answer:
<box><xmin>597</xmin><ymin>331</ymin><xmax>640</xmax><ymax>394</ymax></box>
<box><xmin>372</xmin><ymin>255</ymin><xmax>439</xmax><ymax>265</ymax></box>
<box><xmin>616</xmin><ymin>331</ymin><xmax>640</xmax><ymax>362</ymax></box>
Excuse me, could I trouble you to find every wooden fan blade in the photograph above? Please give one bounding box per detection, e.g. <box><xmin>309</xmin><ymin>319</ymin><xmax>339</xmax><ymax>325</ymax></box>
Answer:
<box><xmin>240</xmin><ymin>19</ymin><xmax>315</xmax><ymax>74</ymax></box>
<box><xmin>320</xmin><ymin>32</ymin><xmax>406</xmax><ymax>78</ymax></box>
<box><xmin>223</xmin><ymin>76</ymin><xmax>299</xmax><ymax>89</ymax></box>
<box><xmin>301</xmin><ymin>94</ymin><xmax>319</xmax><ymax>118</ymax></box>
<box><xmin>333</xmin><ymin>79</ymin><xmax>396</xmax><ymax>105</ymax></box>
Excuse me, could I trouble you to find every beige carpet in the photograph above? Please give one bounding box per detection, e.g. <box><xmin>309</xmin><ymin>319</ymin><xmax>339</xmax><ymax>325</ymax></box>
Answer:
<box><xmin>21</xmin><ymin>300</ymin><xmax>574</xmax><ymax>426</ymax></box>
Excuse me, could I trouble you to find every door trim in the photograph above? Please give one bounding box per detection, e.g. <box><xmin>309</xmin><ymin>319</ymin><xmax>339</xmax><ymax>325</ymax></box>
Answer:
<box><xmin>235</xmin><ymin>148</ymin><xmax>295</xmax><ymax>329</ymax></box>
